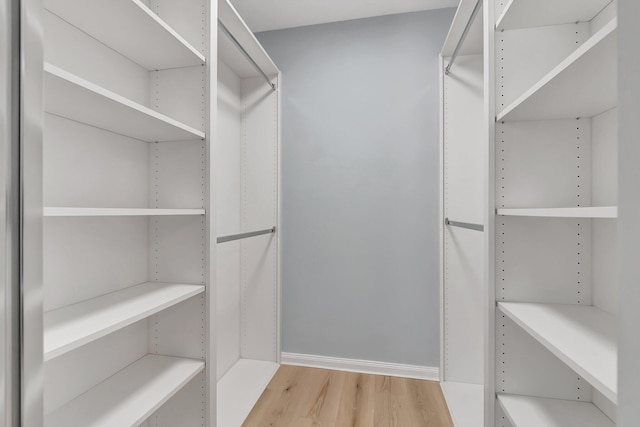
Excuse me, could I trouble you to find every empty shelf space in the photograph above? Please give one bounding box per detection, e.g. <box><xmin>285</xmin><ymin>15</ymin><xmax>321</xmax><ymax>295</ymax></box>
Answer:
<box><xmin>498</xmin><ymin>394</ymin><xmax>614</xmax><ymax>427</ymax></box>
<box><xmin>44</xmin><ymin>207</ymin><xmax>206</xmax><ymax>217</ymax></box>
<box><xmin>45</xmin><ymin>63</ymin><xmax>205</xmax><ymax>142</ymax></box>
<box><xmin>497</xmin><ymin>206</ymin><xmax>617</xmax><ymax>218</ymax></box>
<box><xmin>496</xmin><ymin>0</ymin><xmax>613</xmax><ymax>31</ymax></box>
<box><xmin>440</xmin><ymin>382</ymin><xmax>484</xmax><ymax>427</ymax></box>
<box><xmin>497</xmin><ymin>19</ymin><xmax>617</xmax><ymax>122</ymax></box>
<box><xmin>499</xmin><ymin>302</ymin><xmax>617</xmax><ymax>402</ymax></box>
<box><xmin>44</xmin><ymin>0</ymin><xmax>205</xmax><ymax>70</ymax></box>
<box><xmin>46</xmin><ymin>354</ymin><xmax>204</xmax><ymax>427</ymax></box>
<box><xmin>44</xmin><ymin>282</ymin><xmax>204</xmax><ymax>361</ymax></box>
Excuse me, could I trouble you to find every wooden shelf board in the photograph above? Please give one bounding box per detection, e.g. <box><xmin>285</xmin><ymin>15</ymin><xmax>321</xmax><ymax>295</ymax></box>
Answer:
<box><xmin>45</xmin><ymin>63</ymin><xmax>205</xmax><ymax>143</ymax></box>
<box><xmin>44</xmin><ymin>282</ymin><xmax>204</xmax><ymax>361</ymax></box>
<box><xmin>496</xmin><ymin>0</ymin><xmax>613</xmax><ymax>31</ymax></box>
<box><xmin>497</xmin><ymin>206</ymin><xmax>617</xmax><ymax>218</ymax></box>
<box><xmin>46</xmin><ymin>354</ymin><xmax>204</xmax><ymax>427</ymax></box>
<box><xmin>497</xmin><ymin>19</ymin><xmax>617</xmax><ymax>122</ymax></box>
<box><xmin>44</xmin><ymin>207</ymin><xmax>205</xmax><ymax>217</ymax></box>
<box><xmin>498</xmin><ymin>394</ymin><xmax>614</xmax><ymax>427</ymax></box>
<box><xmin>499</xmin><ymin>302</ymin><xmax>617</xmax><ymax>402</ymax></box>
<box><xmin>44</xmin><ymin>0</ymin><xmax>205</xmax><ymax>70</ymax></box>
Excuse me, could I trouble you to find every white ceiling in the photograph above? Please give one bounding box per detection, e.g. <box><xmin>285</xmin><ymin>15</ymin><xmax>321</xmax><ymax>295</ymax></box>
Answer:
<box><xmin>229</xmin><ymin>0</ymin><xmax>460</xmax><ymax>32</ymax></box>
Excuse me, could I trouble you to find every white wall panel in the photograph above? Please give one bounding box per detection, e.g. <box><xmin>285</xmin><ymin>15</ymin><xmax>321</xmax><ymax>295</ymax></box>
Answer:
<box><xmin>151</xmin><ymin>141</ymin><xmax>206</xmax><ymax>209</ymax></box>
<box><xmin>44</xmin><ymin>114</ymin><xmax>150</xmax><ymax>208</ymax></box>
<box><xmin>497</xmin><ymin>217</ymin><xmax>592</xmax><ymax>305</ymax></box>
<box><xmin>44</xmin><ymin>217</ymin><xmax>149</xmax><ymax>311</ymax></box>
<box><xmin>150</xmin><ymin>0</ymin><xmax>207</xmax><ymax>57</ymax></box>
<box><xmin>151</xmin><ymin>371</ymin><xmax>206</xmax><ymax>427</ymax></box>
<box><xmin>43</xmin><ymin>10</ymin><xmax>149</xmax><ymax>106</ymax></box>
<box><xmin>151</xmin><ymin>65</ymin><xmax>206</xmax><ymax>133</ymax></box>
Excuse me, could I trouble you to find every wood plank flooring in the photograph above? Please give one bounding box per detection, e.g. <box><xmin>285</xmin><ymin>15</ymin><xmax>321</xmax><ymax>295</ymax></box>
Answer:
<box><xmin>242</xmin><ymin>365</ymin><xmax>454</xmax><ymax>427</ymax></box>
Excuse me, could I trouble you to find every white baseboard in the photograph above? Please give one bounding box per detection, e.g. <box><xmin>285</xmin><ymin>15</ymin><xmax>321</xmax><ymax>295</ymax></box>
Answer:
<box><xmin>281</xmin><ymin>352</ymin><xmax>439</xmax><ymax>381</ymax></box>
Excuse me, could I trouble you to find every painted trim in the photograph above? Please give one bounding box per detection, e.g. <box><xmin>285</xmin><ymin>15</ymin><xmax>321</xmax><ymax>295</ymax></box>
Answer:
<box><xmin>281</xmin><ymin>353</ymin><xmax>439</xmax><ymax>381</ymax></box>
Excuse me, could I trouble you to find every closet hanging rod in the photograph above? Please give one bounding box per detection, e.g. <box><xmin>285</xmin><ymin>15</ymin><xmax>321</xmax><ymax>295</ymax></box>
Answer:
<box><xmin>217</xmin><ymin>227</ymin><xmax>276</xmax><ymax>244</ymax></box>
<box><xmin>445</xmin><ymin>218</ymin><xmax>484</xmax><ymax>232</ymax></box>
<box><xmin>218</xmin><ymin>20</ymin><xmax>277</xmax><ymax>91</ymax></box>
<box><xmin>445</xmin><ymin>0</ymin><xmax>482</xmax><ymax>75</ymax></box>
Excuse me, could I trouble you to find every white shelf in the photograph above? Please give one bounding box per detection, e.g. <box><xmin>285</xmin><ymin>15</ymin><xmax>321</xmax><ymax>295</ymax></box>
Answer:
<box><xmin>44</xmin><ymin>207</ymin><xmax>205</xmax><ymax>217</ymax></box>
<box><xmin>44</xmin><ymin>282</ymin><xmax>204</xmax><ymax>361</ymax></box>
<box><xmin>45</xmin><ymin>0</ymin><xmax>205</xmax><ymax>70</ymax></box>
<box><xmin>497</xmin><ymin>19</ymin><xmax>617</xmax><ymax>122</ymax></box>
<box><xmin>499</xmin><ymin>302</ymin><xmax>617</xmax><ymax>402</ymax></box>
<box><xmin>498</xmin><ymin>394</ymin><xmax>614</xmax><ymax>427</ymax></box>
<box><xmin>217</xmin><ymin>359</ymin><xmax>279</xmax><ymax>427</ymax></box>
<box><xmin>496</xmin><ymin>0</ymin><xmax>613</xmax><ymax>31</ymax></box>
<box><xmin>497</xmin><ymin>206</ymin><xmax>617</xmax><ymax>218</ymax></box>
<box><xmin>45</xmin><ymin>63</ymin><xmax>205</xmax><ymax>142</ymax></box>
<box><xmin>46</xmin><ymin>354</ymin><xmax>204</xmax><ymax>427</ymax></box>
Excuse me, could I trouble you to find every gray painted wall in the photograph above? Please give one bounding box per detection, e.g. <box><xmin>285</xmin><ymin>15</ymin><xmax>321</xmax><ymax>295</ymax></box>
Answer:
<box><xmin>257</xmin><ymin>9</ymin><xmax>454</xmax><ymax>367</ymax></box>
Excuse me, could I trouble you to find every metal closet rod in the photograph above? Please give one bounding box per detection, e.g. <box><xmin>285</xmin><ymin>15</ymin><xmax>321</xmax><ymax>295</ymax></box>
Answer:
<box><xmin>445</xmin><ymin>0</ymin><xmax>483</xmax><ymax>75</ymax></box>
<box><xmin>217</xmin><ymin>227</ymin><xmax>276</xmax><ymax>243</ymax></box>
<box><xmin>445</xmin><ymin>218</ymin><xmax>484</xmax><ymax>232</ymax></box>
<box><xmin>218</xmin><ymin>20</ymin><xmax>276</xmax><ymax>91</ymax></box>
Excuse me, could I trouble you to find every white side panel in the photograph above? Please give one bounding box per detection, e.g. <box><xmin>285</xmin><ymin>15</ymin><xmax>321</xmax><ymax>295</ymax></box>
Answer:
<box><xmin>443</xmin><ymin>53</ymin><xmax>485</xmax><ymax>385</ymax></box>
<box><xmin>44</xmin><ymin>10</ymin><xmax>149</xmax><ymax>106</ymax></box>
<box><xmin>216</xmin><ymin>60</ymin><xmax>242</xmax><ymax>379</ymax></box>
<box><xmin>151</xmin><ymin>65</ymin><xmax>206</xmax><ymax>133</ymax></box>
<box><xmin>497</xmin><ymin>119</ymin><xmax>592</xmax><ymax>208</ymax></box>
<box><xmin>43</xmin><ymin>217</ymin><xmax>149</xmax><ymax>311</ymax></box>
<box><xmin>497</xmin><ymin>217</ymin><xmax>592</xmax><ymax>305</ymax></box>
<box><xmin>150</xmin><ymin>0</ymin><xmax>207</xmax><ymax>57</ymax></box>
<box><xmin>151</xmin><ymin>141</ymin><xmax>206</xmax><ymax>209</ymax></box>
<box><xmin>496</xmin><ymin>315</ymin><xmax>592</xmax><ymax>401</ymax></box>
<box><xmin>496</xmin><ymin>24</ymin><xmax>589</xmax><ymax>114</ymax></box>
<box><xmin>44</xmin><ymin>114</ymin><xmax>150</xmax><ymax>208</ymax></box>
<box><xmin>43</xmin><ymin>321</ymin><xmax>148</xmax><ymax>415</ymax></box>
<box><xmin>591</xmin><ymin>109</ymin><xmax>618</xmax><ymax>315</ymax></box>
<box><xmin>240</xmin><ymin>77</ymin><xmax>279</xmax><ymax>361</ymax></box>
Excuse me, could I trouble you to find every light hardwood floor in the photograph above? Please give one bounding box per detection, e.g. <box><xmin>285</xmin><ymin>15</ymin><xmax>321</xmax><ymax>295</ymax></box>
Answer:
<box><xmin>242</xmin><ymin>365</ymin><xmax>454</xmax><ymax>427</ymax></box>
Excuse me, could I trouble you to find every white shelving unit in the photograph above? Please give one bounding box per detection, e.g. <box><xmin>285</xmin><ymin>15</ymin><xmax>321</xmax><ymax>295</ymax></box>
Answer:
<box><xmin>499</xmin><ymin>302</ymin><xmax>617</xmax><ymax>402</ymax></box>
<box><xmin>215</xmin><ymin>0</ymin><xmax>281</xmax><ymax>425</ymax></box>
<box><xmin>46</xmin><ymin>355</ymin><xmax>205</xmax><ymax>427</ymax></box>
<box><xmin>439</xmin><ymin>1</ymin><xmax>486</xmax><ymax>426</ymax></box>
<box><xmin>489</xmin><ymin>0</ymin><xmax>619</xmax><ymax>425</ymax></box>
<box><xmin>497</xmin><ymin>206</ymin><xmax>617</xmax><ymax>218</ymax></box>
<box><xmin>497</xmin><ymin>394</ymin><xmax>615</xmax><ymax>427</ymax></box>
<box><xmin>42</xmin><ymin>0</ymin><xmax>213</xmax><ymax>425</ymax></box>
<box><xmin>44</xmin><ymin>282</ymin><xmax>204</xmax><ymax>361</ymax></box>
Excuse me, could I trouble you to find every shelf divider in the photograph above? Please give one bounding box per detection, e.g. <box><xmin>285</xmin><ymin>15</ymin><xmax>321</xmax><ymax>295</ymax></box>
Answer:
<box><xmin>499</xmin><ymin>302</ymin><xmax>617</xmax><ymax>402</ymax></box>
<box><xmin>46</xmin><ymin>354</ymin><xmax>205</xmax><ymax>427</ymax></box>
<box><xmin>44</xmin><ymin>282</ymin><xmax>204</xmax><ymax>361</ymax></box>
